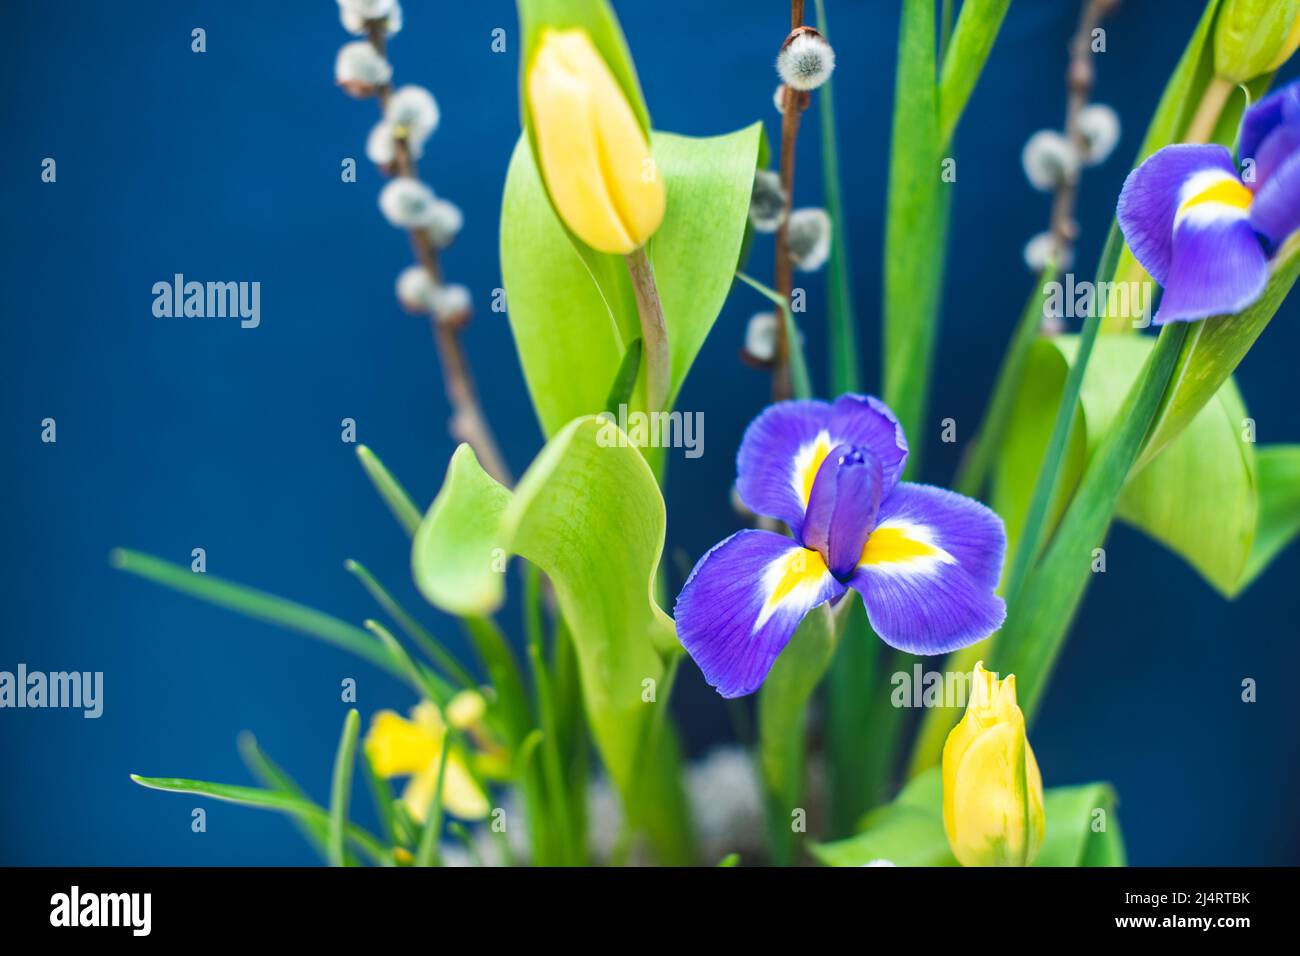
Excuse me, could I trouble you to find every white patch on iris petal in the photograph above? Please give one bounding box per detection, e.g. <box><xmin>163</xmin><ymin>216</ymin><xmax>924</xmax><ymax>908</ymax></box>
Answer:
<box><xmin>754</xmin><ymin>547</ymin><xmax>832</xmax><ymax>631</ymax></box>
<box><xmin>1173</xmin><ymin>169</ymin><xmax>1251</xmax><ymax>228</ymax></box>
<box><xmin>859</xmin><ymin>519</ymin><xmax>957</xmax><ymax>576</ymax></box>
<box><xmin>790</xmin><ymin>430</ymin><xmax>832</xmax><ymax>506</ymax></box>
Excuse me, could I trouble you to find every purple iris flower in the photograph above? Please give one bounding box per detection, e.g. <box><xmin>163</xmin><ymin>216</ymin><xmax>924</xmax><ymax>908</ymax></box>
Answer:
<box><xmin>1117</xmin><ymin>79</ymin><xmax>1300</xmax><ymax>324</ymax></box>
<box><xmin>674</xmin><ymin>394</ymin><xmax>1007</xmax><ymax>699</ymax></box>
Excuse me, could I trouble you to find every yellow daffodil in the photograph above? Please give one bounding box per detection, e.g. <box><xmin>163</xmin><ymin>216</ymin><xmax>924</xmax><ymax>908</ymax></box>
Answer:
<box><xmin>525</xmin><ymin>27</ymin><xmax>665</xmax><ymax>254</ymax></box>
<box><xmin>942</xmin><ymin>662</ymin><xmax>1045</xmax><ymax>867</ymax></box>
<box><xmin>364</xmin><ymin>692</ymin><xmax>490</xmax><ymax>822</ymax></box>
<box><xmin>1214</xmin><ymin>0</ymin><xmax>1300</xmax><ymax>83</ymax></box>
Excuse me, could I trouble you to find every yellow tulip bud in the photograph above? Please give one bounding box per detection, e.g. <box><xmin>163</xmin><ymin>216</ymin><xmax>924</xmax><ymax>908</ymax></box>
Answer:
<box><xmin>526</xmin><ymin>28</ymin><xmax>666</xmax><ymax>254</ymax></box>
<box><xmin>942</xmin><ymin>662</ymin><xmax>1045</xmax><ymax>867</ymax></box>
<box><xmin>1214</xmin><ymin>0</ymin><xmax>1300</xmax><ymax>83</ymax></box>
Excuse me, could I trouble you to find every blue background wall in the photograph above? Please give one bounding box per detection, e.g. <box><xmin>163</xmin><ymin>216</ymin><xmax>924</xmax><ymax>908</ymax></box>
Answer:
<box><xmin>2</xmin><ymin>0</ymin><xmax>1296</xmax><ymax>865</ymax></box>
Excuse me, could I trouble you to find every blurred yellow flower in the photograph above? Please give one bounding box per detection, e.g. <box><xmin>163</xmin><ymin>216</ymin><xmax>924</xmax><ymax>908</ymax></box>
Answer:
<box><xmin>526</xmin><ymin>27</ymin><xmax>665</xmax><ymax>254</ymax></box>
<box><xmin>942</xmin><ymin>662</ymin><xmax>1045</xmax><ymax>867</ymax></box>
<box><xmin>364</xmin><ymin>692</ymin><xmax>490</xmax><ymax>823</ymax></box>
<box><xmin>1214</xmin><ymin>0</ymin><xmax>1300</xmax><ymax>83</ymax></box>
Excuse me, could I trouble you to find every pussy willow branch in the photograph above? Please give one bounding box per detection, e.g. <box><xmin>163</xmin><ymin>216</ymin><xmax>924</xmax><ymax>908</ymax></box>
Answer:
<box><xmin>771</xmin><ymin>0</ymin><xmax>809</xmax><ymax>403</ymax></box>
<box><xmin>366</xmin><ymin>23</ymin><xmax>512</xmax><ymax>487</ymax></box>
<box><xmin>1048</xmin><ymin>0</ymin><xmax>1121</xmax><ymax>264</ymax></box>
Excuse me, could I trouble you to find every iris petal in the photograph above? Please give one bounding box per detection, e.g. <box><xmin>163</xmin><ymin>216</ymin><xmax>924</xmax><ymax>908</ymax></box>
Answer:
<box><xmin>826</xmin><ymin>395</ymin><xmax>909</xmax><ymax>497</ymax></box>
<box><xmin>1155</xmin><ymin>211</ymin><xmax>1269</xmax><ymax>323</ymax></box>
<box><xmin>1251</xmin><ymin>150</ymin><xmax>1300</xmax><ymax>253</ymax></box>
<box><xmin>674</xmin><ymin>529</ymin><xmax>845</xmax><ymax>698</ymax></box>
<box><xmin>802</xmin><ymin>444</ymin><xmax>883</xmax><ymax>579</ymax></box>
<box><xmin>1239</xmin><ymin>80</ymin><xmax>1300</xmax><ymax>174</ymax></box>
<box><xmin>1117</xmin><ymin>143</ymin><xmax>1239</xmax><ymax>286</ymax></box>
<box><xmin>735</xmin><ymin>399</ymin><xmax>833</xmax><ymax>533</ymax></box>
<box><xmin>849</xmin><ymin>483</ymin><xmax>1006</xmax><ymax>655</ymax></box>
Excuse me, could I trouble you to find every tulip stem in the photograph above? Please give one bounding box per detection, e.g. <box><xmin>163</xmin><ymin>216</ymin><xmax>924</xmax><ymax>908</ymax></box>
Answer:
<box><xmin>625</xmin><ymin>247</ymin><xmax>672</xmax><ymax>414</ymax></box>
<box><xmin>1185</xmin><ymin>74</ymin><xmax>1235</xmax><ymax>144</ymax></box>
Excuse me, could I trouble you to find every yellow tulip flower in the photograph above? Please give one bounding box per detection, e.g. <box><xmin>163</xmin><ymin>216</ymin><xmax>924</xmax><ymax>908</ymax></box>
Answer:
<box><xmin>526</xmin><ymin>28</ymin><xmax>665</xmax><ymax>254</ymax></box>
<box><xmin>942</xmin><ymin>662</ymin><xmax>1045</xmax><ymax>867</ymax></box>
<box><xmin>364</xmin><ymin>693</ymin><xmax>490</xmax><ymax>823</ymax></box>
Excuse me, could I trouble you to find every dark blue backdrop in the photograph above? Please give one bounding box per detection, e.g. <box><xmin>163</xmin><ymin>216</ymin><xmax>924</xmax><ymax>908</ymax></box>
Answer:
<box><xmin>3</xmin><ymin>1</ymin><xmax>1297</xmax><ymax>865</ymax></box>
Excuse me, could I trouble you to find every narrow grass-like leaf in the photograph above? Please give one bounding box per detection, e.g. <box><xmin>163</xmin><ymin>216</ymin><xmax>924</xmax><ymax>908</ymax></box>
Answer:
<box><xmin>345</xmin><ymin>558</ymin><xmax>476</xmax><ymax>690</ymax></box>
<box><xmin>814</xmin><ymin>0</ymin><xmax>860</xmax><ymax>394</ymax></box>
<box><xmin>414</xmin><ymin>741</ymin><xmax>451</xmax><ymax>867</ymax></box>
<box><xmin>758</xmin><ymin>603</ymin><xmax>840</xmax><ymax>865</ymax></box>
<box><xmin>110</xmin><ymin>548</ymin><xmax>408</xmax><ymax>685</ymax></box>
<box><xmin>736</xmin><ymin>271</ymin><xmax>813</xmax><ymax>399</ymax></box>
<box><xmin>360</xmin><ymin>750</ymin><xmax>400</xmax><ymax>848</ymax></box>
<box><xmin>328</xmin><ymin>709</ymin><xmax>361</xmax><ymax>867</ymax></box>
<box><xmin>237</xmin><ymin>731</ymin><xmax>334</xmax><ymax>864</ymax></box>
<box><xmin>355</xmin><ymin>445</ymin><xmax>422</xmax><ymax>538</ymax></box>
<box><xmin>937</xmin><ymin>0</ymin><xmax>1013</xmax><ymax>149</ymax></box>
<box><xmin>883</xmin><ymin>0</ymin><xmax>948</xmax><ymax>463</ymax></box>
<box><xmin>449</xmin><ymin>822</ymin><xmax>486</xmax><ymax>866</ymax></box>
<box><xmin>130</xmin><ymin>774</ymin><xmax>391</xmax><ymax>865</ymax></box>
<box><xmin>364</xmin><ymin>619</ymin><xmax>452</xmax><ymax>707</ymax></box>
<box><xmin>993</xmin><ymin>322</ymin><xmax>1192</xmax><ymax>721</ymax></box>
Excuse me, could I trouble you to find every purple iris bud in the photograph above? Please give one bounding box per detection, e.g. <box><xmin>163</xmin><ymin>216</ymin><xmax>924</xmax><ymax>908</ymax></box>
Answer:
<box><xmin>1116</xmin><ymin>78</ymin><xmax>1300</xmax><ymax>324</ymax></box>
<box><xmin>801</xmin><ymin>444</ymin><xmax>883</xmax><ymax>580</ymax></box>
<box><xmin>674</xmin><ymin>394</ymin><xmax>1007</xmax><ymax>699</ymax></box>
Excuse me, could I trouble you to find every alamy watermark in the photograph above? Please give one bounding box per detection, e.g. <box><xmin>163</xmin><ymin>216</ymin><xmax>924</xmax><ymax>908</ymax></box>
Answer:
<box><xmin>596</xmin><ymin>404</ymin><xmax>704</xmax><ymax>459</ymax></box>
<box><xmin>891</xmin><ymin>664</ymin><xmax>984</xmax><ymax>709</ymax></box>
<box><xmin>152</xmin><ymin>273</ymin><xmax>260</xmax><ymax>328</ymax></box>
<box><xmin>1043</xmin><ymin>273</ymin><xmax>1155</xmax><ymax>327</ymax></box>
<box><xmin>0</xmin><ymin>664</ymin><xmax>103</xmax><ymax>718</ymax></box>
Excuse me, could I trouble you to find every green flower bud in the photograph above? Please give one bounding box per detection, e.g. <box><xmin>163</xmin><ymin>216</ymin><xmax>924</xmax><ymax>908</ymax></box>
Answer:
<box><xmin>1214</xmin><ymin>0</ymin><xmax>1300</xmax><ymax>83</ymax></box>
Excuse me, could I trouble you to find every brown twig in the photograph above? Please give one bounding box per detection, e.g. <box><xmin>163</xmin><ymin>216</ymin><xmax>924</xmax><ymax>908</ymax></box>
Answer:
<box><xmin>363</xmin><ymin>22</ymin><xmax>512</xmax><ymax>486</ymax></box>
<box><xmin>1047</xmin><ymin>0</ymin><xmax>1120</xmax><ymax>266</ymax></box>
<box><xmin>772</xmin><ymin>1</ymin><xmax>810</xmax><ymax>402</ymax></box>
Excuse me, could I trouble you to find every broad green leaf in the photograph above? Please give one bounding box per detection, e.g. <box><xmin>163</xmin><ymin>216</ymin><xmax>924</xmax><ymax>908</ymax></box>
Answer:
<box><xmin>1239</xmin><ymin>445</ymin><xmax>1300</xmax><ymax>590</ymax></box>
<box><xmin>1037</xmin><ymin>782</ymin><xmax>1127</xmax><ymax>867</ymax></box>
<box><xmin>130</xmin><ymin>775</ymin><xmax>392</xmax><ymax>865</ymax></box>
<box><xmin>1141</xmin><ymin>242</ymin><xmax>1300</xmax><ymax>463</ymax></box>
<box><xmin>811</xmin><ymin>768</ymin><xmax>1126</xmax><ymax>867</ymax></box>
<box><xmin>500</xmin><ymin>125</ymin><xmax>763</xmax><ymax>436</ymax></box>
<box><xmin>884</xmin><ymin>0</ymin><xmax>950</xmax><ymax>466</ymax></box>
<box><xmin>757</xmin><ymin>603</ymin><xmax>840</xmax><ymax>865</ymax></box>
<box><xmin>937</xmin><ymin>0</ymin><xmax>1013</xmax><ymax>149</ymax></box>
<box><xmin>996</xmin><ymin>334</ymin><xmax>1258</xmax><ymax>600</ymax></box>
<box><xmin>411</xmin><ymin>419</ymin><xmax>675</xmax><ymax>796</ymax></box>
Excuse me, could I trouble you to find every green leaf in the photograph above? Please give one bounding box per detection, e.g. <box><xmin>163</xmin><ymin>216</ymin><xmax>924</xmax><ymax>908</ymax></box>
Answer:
<box><xmin>130</xmin><ymin>774</ymin><xmax>392</xmax><ymax>866</ymax></box>
<box><xmin>355</xmin><ymin>445</ymin><xmax>422</xmax><ymax>538</ymax></box>
<box><xmin>414</xmin><ymin>740</ymin><xmax>450</xmax><ymax>867</ymax></box>
<box><xmin>992</xmin><ymin>323</ymin><xmax>1193</xmax><ymax>721</ymax></box>
<box><xmin>757</xmin><ymin>603</ymin><xmax>840</xmax><ymax>865</ymax></box>
<box><xmin>811</xmin><ymin>768</ymin><xmax>1126</xmax><ymax>867</ymax></box>
<box><xmin>501</xmin><ymin>124</ymin><xmax>763</xmax><ymax>435</ymax></box>
<box><xmin>604</xmin><ymin>337</ymin><xmax>642</xmax><ymax>413</ymax></box>
<box><xmin>813</xmin><ymin>0</ymin><xmax>860</xmax><ymax>394</ymax></box>
<box><xmin>109</xmin><ymin>548</ymin><xmax>409</xmax><ymax>686</ymax></box>
<box><xmin>1141</xmin><ymin>242</ymin><xmax>1300</xmax><ymax>464</ymax></box>
<box><xmin>884</xmin><ymin>0</ymin><xmax>949</xmax><ymax>465</ymax></box>
<box><xmin>1239</xmin><ymin>445</ymin><xmax>1300</xmax><ymax>590</ymax></box>
<box><xmin>998</xmin><ymin>335</ymin><xmax>1260</xmax><ymax>597</ymax></box>
<box><xmin>412</xmin><ymin>420</ymin><xmax>675</xmax><ymax>798</ymax></box>
<box><xmin>937</xmin><ymin>0</ymin><xmax>1013</xmax><ymax>149</ymax></box>
<box><xmin>1037</xmin><ymin>782</ymin><xmax>1127</xmax><ymax>867</ymax></box>
<box><xmin>328</xmin><ymin>709</ymin><xmax>361</xmax><ymax>867</ymax></box>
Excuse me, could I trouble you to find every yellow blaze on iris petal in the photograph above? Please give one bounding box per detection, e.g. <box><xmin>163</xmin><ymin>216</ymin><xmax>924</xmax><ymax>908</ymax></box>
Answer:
<box><xmin>756</xmin><ymin>547</ymin><xmax>829</xmax><ymax>629</ymax></box>
<box><xmin>859</xmin><ymin>522</ymin><xmax>950</xmax><ymax>570</ymax></box>
<box><xmin>792</xmin><ymin>431</ymin><xmax>832</xmax><ymax>505</ymax></box>
<box><xmin>525</xmin><ymin>28</ymin><xmax>665</xmax><ymax>254</ymax></box>
<box><xmin>1180</xmin><ymin>177</ymin><xmax>1254</xmax><ymax>217</ymax></box>
<box><xmin>364</xmin><ymin>699</ymin><xmax>490</xmax><ymax>823</ymax></box>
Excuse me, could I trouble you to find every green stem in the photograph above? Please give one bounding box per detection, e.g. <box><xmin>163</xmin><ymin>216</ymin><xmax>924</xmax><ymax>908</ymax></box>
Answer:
<box><xmin>625</xmin><ymin>246</ymin><xmax>671</xmax><ymax>413</ymax></box>
<box><xmin>328</xmin><ymin>709</ymin><xmax>361</xmax><ymax>867</ymax></box>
